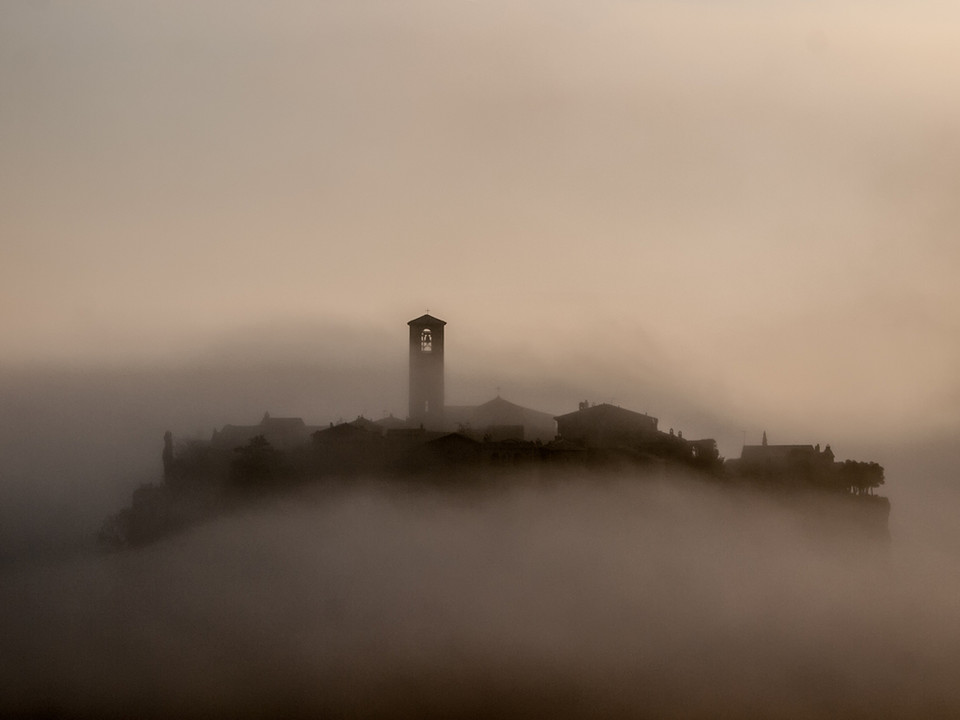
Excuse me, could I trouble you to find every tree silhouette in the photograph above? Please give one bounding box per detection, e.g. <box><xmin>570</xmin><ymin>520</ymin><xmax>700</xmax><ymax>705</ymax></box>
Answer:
<box><xmin>231</xmin><ymin>435</ymin><xmax>279</xmax><ymax>487</ymax></box>
<box><xmin>840</xmin><ymin>460</ymin><xmax>885</xmax><ymax>495</ymax></box>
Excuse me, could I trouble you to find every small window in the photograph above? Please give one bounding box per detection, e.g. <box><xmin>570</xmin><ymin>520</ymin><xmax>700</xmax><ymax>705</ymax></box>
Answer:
<box><xmin>420</xmin><ymin>328</ymin><xmax>432</xmax><ymax>352</ymax></box>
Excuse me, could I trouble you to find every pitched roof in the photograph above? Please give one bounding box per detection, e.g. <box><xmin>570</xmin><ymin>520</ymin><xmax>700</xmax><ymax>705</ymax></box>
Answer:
<box><xmin>474</xmin><ymin>396</ymin><xmax>555</xmax><ymax>423</ymax></box>
<box><xmin>554</xmin><ymin>403</ymin><xmax>658</xmax><ymax>424</ymax></box>
<box><xmin>407</xmin><ymin>314</ymin><xmax>446</xmax><ymax>327</ymax></box>
<box><xmin>428</xmin><ymin>432</ymin><xmax>480</xmax><ymax>448</ymax></box>
<box><xmin>445</xmin><ymin>396</ymin><xmax>555</xmax><ymax>427</ymax></box>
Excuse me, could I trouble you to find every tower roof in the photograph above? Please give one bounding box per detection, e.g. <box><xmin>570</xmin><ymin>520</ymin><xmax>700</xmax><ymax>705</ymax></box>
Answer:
<box><xmin>408</xmin><ymin>313</ymin><xmax>446</xmax><ymax>327</ymax></box>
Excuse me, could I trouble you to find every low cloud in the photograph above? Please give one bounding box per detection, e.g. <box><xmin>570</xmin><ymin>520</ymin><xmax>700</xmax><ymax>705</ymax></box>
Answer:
<box><xmin>2</xmin><ymin>473</ymin><xmax>959</xmax><ymax>718</ymax></box>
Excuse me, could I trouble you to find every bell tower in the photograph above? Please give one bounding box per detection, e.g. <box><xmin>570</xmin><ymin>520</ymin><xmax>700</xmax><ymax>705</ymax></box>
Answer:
<box><xmin>408</xmin><ymin>313</ymin><xmax>446</xmax><ymax>429</ymax></box>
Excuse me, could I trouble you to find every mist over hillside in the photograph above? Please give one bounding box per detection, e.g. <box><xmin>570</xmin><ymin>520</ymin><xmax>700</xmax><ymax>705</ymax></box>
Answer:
<box><xmin>0</xmin><ymin>309</ymin><xmax>946</xmax><ymax>564</ymax></box>
<box><xmin>3</xmin><ymin>474</ymin><xmax>959</xmax><ymax>719</ymax></box>
<box><xmin>3</xmin><ymin>0</ymin><xmax>959</xmax><ymax>715</ymax></box>
<box><xmin>0</xmin><ymin>337</ymin><xmax>957</xmax><ymax>717</ymax></box>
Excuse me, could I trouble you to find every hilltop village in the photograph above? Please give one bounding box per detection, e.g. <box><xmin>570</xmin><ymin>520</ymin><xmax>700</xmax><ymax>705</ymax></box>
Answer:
<box><xmin>102</xmin><ymin>314</ymin><xmax>888</xmax><ymax>546</ymax></box>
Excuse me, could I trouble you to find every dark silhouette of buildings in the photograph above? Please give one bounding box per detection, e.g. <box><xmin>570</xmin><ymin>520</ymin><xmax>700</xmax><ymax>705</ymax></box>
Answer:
<box><xmin>406</xmin><ymin>314</ymin><xmax>555</xmax><ymax>440</ymax></box>
<box><xmin>194</xmin><ymin>313</ymin><xmax>879</xmax><ymax>487</ymax></box>
<box><xmin>727</xmin><ymin>429</ymin><xmax>836</xmax><ymax>477</ymax></box>
<box><xmin>190</xmin><ymin>314</ymin><xmax>724</xmax><ymax>478</ymax></box>
<box><xmin>190</xmin><ymin>314</ymin><xmax>727</xmax><ymax>478</ymax></box>
<box><xmin>193</xmin><ymin>314</ymin><xmax>883</xmax><ymax>487</ymax></box>
<box><xmin>101</xmin><ymin>312</ymin><xmax>888</xmax><ymax>547</ymax></box>
<box><xmin>737</xmin><ymin>441</ymin><xmax>835</xmax><ymax>474</ymax></box>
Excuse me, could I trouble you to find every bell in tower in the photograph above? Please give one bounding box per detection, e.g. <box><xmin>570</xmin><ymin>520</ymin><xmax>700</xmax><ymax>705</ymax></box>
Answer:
<box><xmin>408</xmin><ymin>313</ymin><xmax>446</xmax><ymax>429</ymax></box>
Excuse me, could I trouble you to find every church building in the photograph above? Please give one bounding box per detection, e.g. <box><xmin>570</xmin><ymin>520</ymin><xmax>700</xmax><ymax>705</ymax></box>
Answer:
<box><xmin>402</xmin><ymin>313</ymin><xmax>556</xmax><ymax>442</ymax></box>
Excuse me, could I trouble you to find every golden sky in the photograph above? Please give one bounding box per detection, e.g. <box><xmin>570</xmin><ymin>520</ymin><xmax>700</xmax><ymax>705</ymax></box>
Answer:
<box><xmin>2</xmin><ymin>0</ymin><xmax>959</xmax><ymax>451</ymax></box>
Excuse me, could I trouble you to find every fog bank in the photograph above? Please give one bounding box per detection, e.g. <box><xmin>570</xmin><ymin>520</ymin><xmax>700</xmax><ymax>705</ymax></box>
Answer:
<box><xmin>2</xmin><ymin>476</ymin><xmax>959</xmax><ymax>718</ymax></box>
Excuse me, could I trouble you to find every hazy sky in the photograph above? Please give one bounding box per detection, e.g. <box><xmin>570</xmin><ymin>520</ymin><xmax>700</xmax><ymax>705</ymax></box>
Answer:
<box><xmin>4</xmin><ymin>7</ymin><xmax>960</xmax><ymax>713</ymax></box>
<box><xmin>3</xmin><ymin>0</ymin><xmax>959</xmax><ymax>450</ymax></box>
